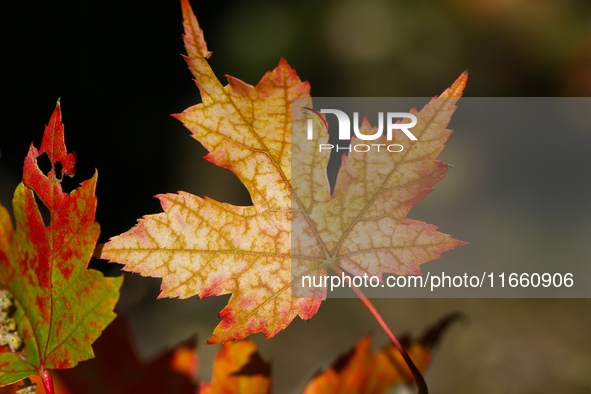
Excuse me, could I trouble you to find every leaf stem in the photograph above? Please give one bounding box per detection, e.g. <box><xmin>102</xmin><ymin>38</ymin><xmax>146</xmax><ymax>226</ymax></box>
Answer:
<box><xmin>40</xmin><ymin>368</ymin><xmax>54</xmax><ymax>394</ymax></box>
<box><xmin>329</xmin><ymin>266</ymin><xmax>428</xmax><ymax>394</ymax></box>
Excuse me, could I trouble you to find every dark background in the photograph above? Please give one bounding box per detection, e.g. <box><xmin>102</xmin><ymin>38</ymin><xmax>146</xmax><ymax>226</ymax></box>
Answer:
<box><xmin>1</xmin><ymin>0</ymin><xmax>591</xmax><ymax>393</ymax></box>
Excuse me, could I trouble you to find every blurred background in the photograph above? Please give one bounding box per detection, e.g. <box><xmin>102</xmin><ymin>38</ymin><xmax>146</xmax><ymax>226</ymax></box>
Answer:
<box><xmin>1</xmin><ymin>0</ymin><xmax>591</xmax><ymax>392</ymax></box>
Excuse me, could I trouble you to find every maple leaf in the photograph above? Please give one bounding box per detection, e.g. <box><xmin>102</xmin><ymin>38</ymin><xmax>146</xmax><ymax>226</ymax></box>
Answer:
<box><xmin>301</xmin><ymin>336</ymin><xmax>430</xmax><ymax>394</ymax></box>
<box><xmin>200</xmin><ymin>314</ymin><xmax>459</xmax><ymax>394</ymax></box>
<box><xmin>301</xmin><ymin>336</ymin><xmax>375</xmax><ymax>394</ymax></box>
<box><xmin>99</xmin><ymin>0</ymin><xmax>466</xmax><ymax>343</ymax></box>
<box><xmin>302</xmin><ymin>313</ymin><xmax>461</xmax><ymax>394</ymax></box>
<box><xmin>0</xmin><ymin>103</ymin><xmax>122</xmax><ymax>386</ymax></box>
<box><xmin>199</xmin><ymin>340</ymin><xmax>271</xmax><ymax>394</ymax></box>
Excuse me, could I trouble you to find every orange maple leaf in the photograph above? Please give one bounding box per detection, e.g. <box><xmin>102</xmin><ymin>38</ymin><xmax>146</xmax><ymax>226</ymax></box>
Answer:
<box><xmin>200</xmin><ymin>312</ymin><xmax>461</xmax><ymax>394</ymax></box>
<box><xmin>100</xmin><ymin>0</ymin><xmax>466</xmax><ymax>343</ymax></box>
<box><xmin>301</xmin><ymin>335</ymin><xmax>433</xmax><ymax>394</ymax></box>
<box><xmin>199</xmin><ymin>340</ymin><xmax>271</xmax><ymax>394</ymax></box>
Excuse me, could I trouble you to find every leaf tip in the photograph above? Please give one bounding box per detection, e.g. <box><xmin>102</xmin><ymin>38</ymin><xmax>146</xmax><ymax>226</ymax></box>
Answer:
<box><xmin>180</xmin><ymin>0</ymin><xmax>212</xmax><ymax>60</ymax></box>
<box><xmin>440</xmin><ymin>72</ymin><xmax>468</xmax><ymax>98</ymax></box>
<box><xmin>454</xmin><ymin>239</ymin><xmax>469</xmax><ymax>248</ymax></box>
<box><xmin>180</xmin><ymin>0</ymin><xmax>192</xmax><ymax>18</ymax></box>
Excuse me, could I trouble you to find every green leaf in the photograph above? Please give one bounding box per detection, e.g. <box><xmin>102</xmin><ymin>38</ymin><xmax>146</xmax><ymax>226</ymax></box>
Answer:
<box><xmin>0</xmin><ymin>102</ymin><xmax>122</xmax><ymax>386</ymax></box>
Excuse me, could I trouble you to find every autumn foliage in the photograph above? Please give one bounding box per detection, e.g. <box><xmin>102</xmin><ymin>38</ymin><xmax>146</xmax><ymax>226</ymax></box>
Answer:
<box><xmin>200</xmin><ymin>314</ymin><xmax>459</xmax><ymax>394</ymax></box>
<box><xmin>100</xmin><ymin>0</ymin><xmax>465</xmax><ymax>345</ymax></box>
<box><xmin>0</xmin><ymin>0</ymin><xmax>466</xmax><ymax>392</ymax></box>
<box><xmin>0</xmin><ymin>103</ymin><xmax>122</xmax><ymax>389</ymax></box>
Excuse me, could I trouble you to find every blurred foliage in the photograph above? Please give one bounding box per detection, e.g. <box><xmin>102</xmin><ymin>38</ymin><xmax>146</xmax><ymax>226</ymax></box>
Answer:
<box><xmin>200</xmin><ymin>0</ymin><xmax>591</xmax><ymax>97</ymax></box>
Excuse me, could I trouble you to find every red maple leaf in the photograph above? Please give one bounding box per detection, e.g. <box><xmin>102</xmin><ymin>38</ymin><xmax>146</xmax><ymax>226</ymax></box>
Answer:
<box><xmin>0</xmin><ymin>102</ymin><xmax>122</xmax><ymax>388</ymax></box>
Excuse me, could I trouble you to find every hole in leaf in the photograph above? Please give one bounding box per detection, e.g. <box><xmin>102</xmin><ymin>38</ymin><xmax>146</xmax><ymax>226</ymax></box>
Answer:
<box><xmin>61</xmin><ymin>171</ymin><xmax>78</xmax><ymax>194</ymax></box>
<box><xmin>37</xmin><ymin>153</ymin><xmax>52</xmax><ymax>177</ymax></box>
<box><xmin>34</xmin><ymin>193</ymin><xmax>51</xmax><ymax>228</ymax></box>
<box><xmin>327</xmin><ymin>150</ymin><xmax>342</xmax><ymax>195</ymax></box>
<box><xmin>54</xmin><ymin>161</ymin><xmax>63</xmax><ymax>179</ymax></box>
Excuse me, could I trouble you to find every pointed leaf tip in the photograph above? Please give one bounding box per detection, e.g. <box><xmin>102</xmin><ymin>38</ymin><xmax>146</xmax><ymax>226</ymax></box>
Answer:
<box><xmin>180</xmin><ymin>0</ymin><xmax>212</xmax><ymax>59</ymax></box>
<box><xmin>38</xmin><ymin>104</ymin><xmax>76</xmax><ymax>178</ymax></box>
<box><xmin>440</xmin><ymin>72</ymin><xmax>468</xmax><ymax>98</ymax></box>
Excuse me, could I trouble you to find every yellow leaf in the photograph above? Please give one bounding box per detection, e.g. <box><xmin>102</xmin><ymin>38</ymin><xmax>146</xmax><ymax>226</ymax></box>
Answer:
<box><xmin>100</xmin><ymin>0</ymin><xmax>466</xmax><ymax>343</ymax></box>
